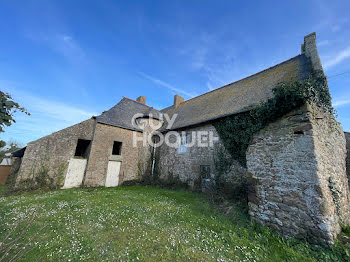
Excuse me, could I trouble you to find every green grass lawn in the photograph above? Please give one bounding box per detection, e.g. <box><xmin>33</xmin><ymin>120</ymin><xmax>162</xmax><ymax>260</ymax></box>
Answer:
<box><xmin>0</xmin><ymin>185</ymin><xmax>349</xmax><ymax>261</ymax></box>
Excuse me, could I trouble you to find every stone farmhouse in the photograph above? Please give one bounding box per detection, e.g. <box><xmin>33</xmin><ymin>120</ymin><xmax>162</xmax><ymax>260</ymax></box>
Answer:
<box><xmin>13</xmin><ymin>33</ymin><xmax>350</xmax><ymax>245</ymax></box>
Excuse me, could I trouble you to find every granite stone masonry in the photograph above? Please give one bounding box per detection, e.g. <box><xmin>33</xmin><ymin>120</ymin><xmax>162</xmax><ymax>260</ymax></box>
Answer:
<box><xmin>157</xmin><ymin>123</ymin><xmax>246</xmax><ymax>189</ymax></box>
<box><xmin>83</xmin><ymin>123</ymin><xmax>144</xmax><ymax>187</ymax></box>
<box><xmin>247</xmin><ymin>105</ymin><xmax>350</xmax><ymax>244</ymax></box>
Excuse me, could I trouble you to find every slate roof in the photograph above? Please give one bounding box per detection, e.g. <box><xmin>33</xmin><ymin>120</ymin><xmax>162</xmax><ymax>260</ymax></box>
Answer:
<box><xmin>161</xmin><ymin>54</ymin><xmax>312</xmax><ymax>130</ymax></box>
<box><xmin>12</xmin><ymin>147</ymin><xmax>26</xmax><ymax>158</ymax></box>
<box><xmin>142</xmin><ymin>107</ymin><xmax>163</xmax><ymax>120</ymax></box>
<box><xmin>97</xmin><ymin>54</ymin><xmax>311</xmax><ymax>132</ymax></box>
<box><xmin>96</xmin><ymin>97</ymin><xmax>155</xmax><ymax>131</ymax></box>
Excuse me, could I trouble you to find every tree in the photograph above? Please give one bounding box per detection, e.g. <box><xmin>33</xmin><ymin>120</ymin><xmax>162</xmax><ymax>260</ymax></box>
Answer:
<box><xmin>0</xmin><ymin>91</ymin><xmax>30</xmax><ymax>146</ymax></box>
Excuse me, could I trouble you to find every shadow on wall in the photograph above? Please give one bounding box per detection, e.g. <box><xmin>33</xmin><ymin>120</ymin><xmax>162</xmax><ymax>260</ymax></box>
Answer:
<box><xmin>345</xmin><ymin>132</ymin><xmax>350</xmax><ymax>188</ymax></box>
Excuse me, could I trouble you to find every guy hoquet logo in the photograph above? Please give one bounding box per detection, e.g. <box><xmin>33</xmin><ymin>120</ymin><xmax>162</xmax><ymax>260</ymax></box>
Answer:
<box><xmin>131</xmin><ymin>113</ymin><xmax>219</xmax><ymax>148</ymax></box>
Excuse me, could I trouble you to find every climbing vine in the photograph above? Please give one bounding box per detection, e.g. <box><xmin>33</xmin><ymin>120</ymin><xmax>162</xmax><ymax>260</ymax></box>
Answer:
<box><xmin>213</xmin><ymin>70</ymin><xmax>334</xmax><ymax>167</ymax></box>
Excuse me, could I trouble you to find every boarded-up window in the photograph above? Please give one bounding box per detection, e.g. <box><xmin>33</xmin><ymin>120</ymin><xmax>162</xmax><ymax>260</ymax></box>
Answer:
<box><xmin>74</xmin><ymin>139</ymin><xmax>91</xmax><ymax>158</ymax></box>
<box><xmin>112</xmin><ymin>141</ymin><xmax>122</xmax><ymax>155</ymax></box>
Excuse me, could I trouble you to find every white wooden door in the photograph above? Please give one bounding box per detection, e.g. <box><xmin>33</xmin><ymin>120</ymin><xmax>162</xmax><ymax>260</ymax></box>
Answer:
<box><xmin>105</xmin><ymin>161</ymin><xmax>121</xmax><ymax>187</ymax></box>
<box><xmin>63</xmin><ymin>158</ymin><xmax>87</xmax><ymax>189</ymax></box>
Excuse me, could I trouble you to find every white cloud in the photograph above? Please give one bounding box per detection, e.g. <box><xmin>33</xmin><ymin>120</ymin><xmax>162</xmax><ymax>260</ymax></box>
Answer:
<box><xmin>323</xmin><ymin>46</ymin><xmax>350</xmax><ymax>69</ymax></box>
<box><xmin>53</xmin><ymin>34</ymin><xmax>86</xmax><ymax>63</ymax></box>
<box><xmin>206</xmin><ymin>82</ymin><xmax>214</xmax><ymax>91</ymax></box>
<box><xmin>0</xmin><ymin>83</ymin><xmax>98</xmax><ymax>144</ymax></box>
<box><xmin>23</xmin><ymin>93</ymin><xmax>96</xmax><ymax>122</ymax></box>
<box><xmin>333</xmin><ymin>99</ymin><xmax>350</xmax><ymax>107</ymax></box>
<box><xmin>26</xmin><ymin>33</ymin><xmax>86</xmax><ymax>64</ymax></box>
<box><xmin>176</xmin><ymin>32</ymin><xmax>213</xmax><ymax>71</ymax></box>
<box><xmin>138</xmin><ymin>72</ymin><xmax>197</xmax><ymax>98</ymax></box>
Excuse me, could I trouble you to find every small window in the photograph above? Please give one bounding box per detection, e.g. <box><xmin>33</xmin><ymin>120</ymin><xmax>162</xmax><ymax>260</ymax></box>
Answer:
<box><xmin>74</xmin><ymin>139</ymin><xmax>91</xmax><ymax>158</ymax></box>
<box><xmin>112</xmin><ymin>141</ymin><xmax>122</xmax><ymax>155</ymax></box>
<box><xmin>180</xmin><ymin>133</ymin><xmax>191</xmax><ymax>145</ymax></box>
<box><xmin>177</xmin><ymin>133</ymin><xmax>190</xmax><ymax>154</ymax></box>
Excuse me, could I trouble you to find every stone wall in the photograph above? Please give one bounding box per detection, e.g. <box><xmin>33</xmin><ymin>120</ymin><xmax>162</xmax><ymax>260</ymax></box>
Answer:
<box><xmin>157</xmin><ymin>123</ymin><xmax>246</xmax><ymax>189</ymax></box>
<box><xmin>17</xmin><ymin>118</ymin><xmax>95</xmax><ymax>186</ymax></box>
<box><xmin>345</xmin><ymin>132</ymin><xmax>350</xmax><ymax>187</ymax></box>
<box><xmin>83</xmin><ymin>123</ymin><xmax>145</xmax><ymax>186</ymax></box>
<box><xmin>247</xmin><ymin>105</ymin><xmax>350</xmax><ymax>245</ymax></box>
<box><xmin>7</xmin><ymin>157</ymin><xmax>22</xmax><ymax>186</ymax></box>
<box><xmin>312</xmin><ymin>110</ymin><xmax>350</xmax><ymax>228</ymax></box>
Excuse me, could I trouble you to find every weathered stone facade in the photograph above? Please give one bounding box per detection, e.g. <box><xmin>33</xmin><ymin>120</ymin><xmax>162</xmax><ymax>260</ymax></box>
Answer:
<box><xmin>83</xmin><ymin>118</ymin><xmax>160</xmax><ymax>187</ymax></box>
<box><xmin>83</xmin><ymin>123</ymin><xmax>144</xmax><ymax>186</ymax></box>
<box><xmin>345</xmin><ymin>132</ymin><xmax>350</xmax><ymax>186</ymax></box>
<box><xmin>17</xmin><ymin>118</ymin><xmax>95</xmax><ymax>185</ymax></box>
<box><xmin>157</xmin><ymin>124</ymin><xmax>218</xmax><ymax>187</ymax></box>
<box><xmin>16</xmin><ymin>110</ymin><xmax>160</xmax><ymax>189</ymax></box>
<box><xmin>157</xmin><ymin>123</ymin><xmax>246</xmax><ymax>189</ymax></box>
<box><xmin>247</xmin><ymin>105</ymin><xmax>350</xmax><ymax>244</ymax></box>
<box><xmin>312</xmin><ymin>110</ymin><xmax>350</xmax><ymax>228</ymax></box>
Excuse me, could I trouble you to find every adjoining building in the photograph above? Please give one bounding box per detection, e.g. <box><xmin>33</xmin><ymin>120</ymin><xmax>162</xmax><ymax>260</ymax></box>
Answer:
<box><xmin>0</xmin><ymin>153</ymin><xmax>12</xmax><ymax>185</ymax></box>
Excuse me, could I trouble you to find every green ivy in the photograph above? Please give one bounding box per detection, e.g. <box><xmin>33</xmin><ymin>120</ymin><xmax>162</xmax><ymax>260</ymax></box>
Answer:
<box><xmin>213</xmin><ymin>70</ymin><xmax>334</xmax><ymax>167</ymax></box>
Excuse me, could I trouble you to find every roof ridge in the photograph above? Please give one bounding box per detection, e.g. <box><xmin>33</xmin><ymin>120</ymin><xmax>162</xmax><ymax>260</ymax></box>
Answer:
<box><xmin>123</xmin><ymin>97</ymin><xmax>151</xmax><ymax>107</ymax></box>
<box><xmin>142</xmin><ymin>107</ymin><xmax>154</xmax><ymax>113</ymax></box>
<box><xmin>178</xmin><ymin>54</ymin><xmax>303</xmax><ymax>107</ymax></box>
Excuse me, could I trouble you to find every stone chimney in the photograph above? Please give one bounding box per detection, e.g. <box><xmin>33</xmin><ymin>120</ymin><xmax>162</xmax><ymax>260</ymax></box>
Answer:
<box><xmin>174</xmin><ymin>94</ymin><xmax>184</xmax><ymax>108</ymax></box>
<box><xmin>301</xmin><ymin>32</ymin><xmax>323</xmax><ymax>71</ymax></box>
<box><xmin>136</xmin><ymin>96</ymin><xmax>146</xmax><ymax>104</ymax></box>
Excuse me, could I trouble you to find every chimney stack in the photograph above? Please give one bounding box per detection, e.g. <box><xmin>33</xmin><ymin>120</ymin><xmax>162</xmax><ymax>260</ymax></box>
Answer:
<box><xmin>301</xmin><ymin>32</ymin><xmax>323</xmax><ymax>71</ymax></box>
<box><xmin>136</xmin><ymin>96</ymin><xmax>146</xmax><ymax>104</ymax></box>
<box><xmin>174</xmin><ymin>94</ymin><xmax>184</xmax><ymax>108</ymax></box>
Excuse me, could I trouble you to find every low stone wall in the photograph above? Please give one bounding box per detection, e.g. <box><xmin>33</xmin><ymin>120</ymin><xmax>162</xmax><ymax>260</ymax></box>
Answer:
<box><xmin>17</xmin><ymin>118</ymin><xmax>95</xmax><ymax>186</ymax></box>
<box><xmin>345</xmin><ymin>132</ymin><xmax>350</xmax><ymax>187</ymax></box>
<box><xmin>247</xmin><ymin>105</ymin><xmax>350</xmax><ymax>245</ymax></box>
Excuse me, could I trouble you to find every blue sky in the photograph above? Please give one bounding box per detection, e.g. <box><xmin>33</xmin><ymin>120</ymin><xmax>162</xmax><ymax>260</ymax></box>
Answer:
<box><xmin>1</xmin><ymin>0</ymin><xmax>350</xmax><ymax>145</ymax></box>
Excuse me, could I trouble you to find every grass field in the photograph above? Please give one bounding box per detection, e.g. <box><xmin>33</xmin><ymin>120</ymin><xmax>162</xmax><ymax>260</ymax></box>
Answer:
<box><xmin>0</xmin><ymin>185</ymin><xmax>349</xmax><ymax>261</ymax></box>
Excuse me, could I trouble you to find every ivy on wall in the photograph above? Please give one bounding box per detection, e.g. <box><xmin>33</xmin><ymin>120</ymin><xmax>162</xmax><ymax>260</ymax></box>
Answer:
<box><xmin>213</xmin><ymin>70</ymin><xmax>334</xmax><ymax>167</ymax></box>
